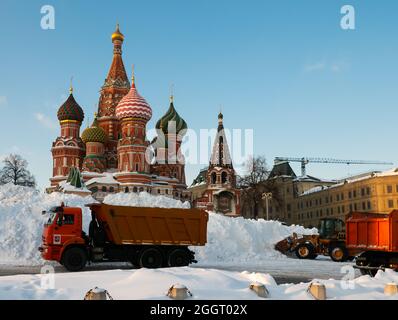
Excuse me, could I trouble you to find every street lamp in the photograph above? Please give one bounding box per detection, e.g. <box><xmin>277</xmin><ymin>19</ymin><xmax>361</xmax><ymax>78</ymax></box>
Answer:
<box><xmin>262</xmin><ymin>192</ymin><xmax>272</xmax><ymax>220</ymax></box>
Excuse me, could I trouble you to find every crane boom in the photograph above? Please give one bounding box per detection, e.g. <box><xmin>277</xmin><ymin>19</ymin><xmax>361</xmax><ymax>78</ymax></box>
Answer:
<box><xmin>274</xmin><ymin>157</ymin><xmax>393</xmax><ymax>176</ymax></box>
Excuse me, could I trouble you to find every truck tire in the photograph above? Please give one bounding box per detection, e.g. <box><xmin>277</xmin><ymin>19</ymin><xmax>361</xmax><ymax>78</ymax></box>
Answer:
<box><xmin>329</xmin><ymin>246</ymin><xmax>348</xmax><ymax>262</ymax></box>
<box><xmin>139</xmin><ymin>248</ymin><xmax>163</xmax><ymax>268</ymax></box>
<box><xmin>62</xmin><ymin>247</ymin><xmax>87</xmax><ymax>272</ymax></box>
<box><xmin>168</xmin><ymin>248</ymin><xmax>190</xmax><ymax>267</ymax></box>
<box><xmin>295</xmin><ymin>243</ymin><xmax>315</xmax><ymax>259</ymax></box>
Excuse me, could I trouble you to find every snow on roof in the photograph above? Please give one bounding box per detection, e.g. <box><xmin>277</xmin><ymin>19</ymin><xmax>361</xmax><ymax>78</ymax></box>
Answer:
<box><xmin>85</xmin><ymin>172</ymin><xmax>119</xmax><ymax>186</ymax></box>
<box><xmin>58</xmin><ymin>181</ymin><xmax>91</xmax><ymax>193</ymax></box>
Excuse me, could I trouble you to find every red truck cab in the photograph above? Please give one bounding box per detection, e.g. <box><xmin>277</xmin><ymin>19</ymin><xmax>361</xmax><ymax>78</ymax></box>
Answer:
<box><xmin>39</xmin><ymin>204</ymin><xmax>86</xmax><ymax>263</ymax></box>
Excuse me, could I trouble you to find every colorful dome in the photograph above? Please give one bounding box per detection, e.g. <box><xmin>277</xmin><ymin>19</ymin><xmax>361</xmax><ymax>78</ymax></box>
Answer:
<box><xmin>115</xmin><ymin>82</ymin><xmax>152</xmax><ymax>121</ymax></box>
<box><xmin>156</xmin><ymin>97</ymin><xmax>187</xmax><ymax>135</ymax></box>
<box><xmin>81</xmin><ymin>116</ymin><xmax>107</xmax><ymax>144</ymax></box>
<box><xmin>57</xmin><ymin>93</ymin><xmax>84</xmax><ymax>122</ymax></box>
<box><xmin>111</xmin><ymin>24</ymin><xmax>124</xmax><ymax>42</ymax></box>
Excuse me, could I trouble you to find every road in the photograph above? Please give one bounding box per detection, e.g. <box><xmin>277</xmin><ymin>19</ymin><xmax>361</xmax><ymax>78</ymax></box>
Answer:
<box><xmin>0</xmin><ymin>257</ymin><xmax>360</xmax><ymax>284</ymax></box>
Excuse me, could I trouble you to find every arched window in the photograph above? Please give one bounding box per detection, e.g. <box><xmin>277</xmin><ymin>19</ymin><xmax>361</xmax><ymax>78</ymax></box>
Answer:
<box><xmin>221</xmin><ymin>172</ymin><xmax>228</xmax><ymax>184</ymax></box>
<box><xmin>133</xmin><ymin>187</ymin><xmax>138</xmax><ymax>193</ymax></box>
<box><xmin>135</xmin><ymin>164</ymin><xmax>139</xmax><ymax>171</ymax></box>
<box><xmin>101</xmin><ymin>186</ymin><xmax>107</xmax><ymax>192</ymax></box>
<box><xmin>125</xmin><ymin>187</ymin><xmax>129</xmax><ymax>193</ymax></box>
<box><xmin>109</xmin><ymin>187</ymin><xmax>114</xmax><ymax>193</ymax></box>
<box><xmin>139</xmin><ymin>187</ymin><xmax>144</xmax><ymax>192</ymax></box>
<box><xmin>211</xmin><ymin>172</ymin><xmax>216</xmax><ymax>184</ymax></box>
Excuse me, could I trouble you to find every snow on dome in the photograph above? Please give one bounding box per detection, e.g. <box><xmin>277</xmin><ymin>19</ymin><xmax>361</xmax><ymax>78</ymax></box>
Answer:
<box><xmin>115</xmin><ymin>82</ymin><xmax>152</xmax><ymax>121</ymax></box>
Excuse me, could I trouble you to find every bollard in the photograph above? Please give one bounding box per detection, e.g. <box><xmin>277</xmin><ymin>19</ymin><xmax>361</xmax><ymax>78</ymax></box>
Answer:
<box><xmin>307</xmin><ymin>282</ymin><xmax>326</xmax><ymax>300</ymax></box>
<box><xmin>84</xmin><ymin>287</ymin><xmax>113</xmax><ymax>300</ymax></box>
<box><xmin>384</xmin><ymin>283</ymin><xmax>398</xmax><ymax>296</ymax></box>
<box><xmin>249</xmin><ymin>282</ymin><xmax>269</xmax><ymax>298</ymax></box>
<box><xmin>167</xmin><ymin>284</ymin><xmax>192</xmax><ymax>300</ymax></box>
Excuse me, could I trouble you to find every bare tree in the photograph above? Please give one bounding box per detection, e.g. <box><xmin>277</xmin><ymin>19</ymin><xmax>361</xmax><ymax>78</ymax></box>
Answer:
<box><xmin>0</xmin><ymin>154</ymin><xmax>36</xmax><ymax>187</ymax></box>
<box><xmin>238</xmin><ymin>156</ymin><xmax>281</xmax><ymax>219</ymax></box>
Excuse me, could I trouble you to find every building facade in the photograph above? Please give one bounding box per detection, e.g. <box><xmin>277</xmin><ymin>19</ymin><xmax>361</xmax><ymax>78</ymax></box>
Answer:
<box><xmin>243</xmin><ymin>161</ymin><xmax>398</xmax><ymax>228</ymax></box>
<box><xmin>49</xmin><ymin>25</ymin><xmax>190</xmax><ymax>201</ymax></box>
<box><xmin>189</xmin><ymin>113</ymin><xmax>241</xmax><ymax>216</ymax></box>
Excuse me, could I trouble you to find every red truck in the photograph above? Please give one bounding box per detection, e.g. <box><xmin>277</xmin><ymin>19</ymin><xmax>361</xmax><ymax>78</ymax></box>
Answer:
<box><xmin>39</xmin><ymin>203</ymin><xmax>208</xmax><ymax>271</ymax></box>
<box><xmin>346</xmin><ymin>210</ymin><xmax>398</xmax><ymax>276</ymax></box>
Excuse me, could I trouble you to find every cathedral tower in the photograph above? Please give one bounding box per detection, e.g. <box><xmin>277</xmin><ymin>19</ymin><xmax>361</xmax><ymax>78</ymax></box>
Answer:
<box><xmin>50</xmin><ymin>86</ymin><xmax>85</xmax><ymax>187</ymax></box>
<box><xmin>97</xmin><ymin>24</ymin><xmax>130</xmax><ymax>169</ymax></box>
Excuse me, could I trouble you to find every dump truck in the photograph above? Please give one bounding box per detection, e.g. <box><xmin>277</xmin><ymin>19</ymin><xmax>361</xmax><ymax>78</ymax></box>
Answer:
<box><xmin>275</xmin><ymin>217</ymin><xmax>349</xmax><ymax>262</ymax></box>
<box><xmin>346</xmin><ymin>210</ymin><xmax>398</xmax><ymax>276</ymax></box>
<box><xmin>275</xmin><ymin>211</ymin><xmax>398</xmax><ymax>276</ymax></box>
<box><xmin>39</xmin><ymin>203</ymin><xmax>208</xmax><ymax>271</ymax></box>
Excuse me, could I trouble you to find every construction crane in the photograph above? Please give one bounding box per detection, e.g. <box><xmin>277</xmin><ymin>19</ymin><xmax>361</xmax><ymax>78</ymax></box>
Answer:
<box><xmin>274</xmin><ymin>157</ymin><xmax>393</xmax><ymax>177</ymax></box>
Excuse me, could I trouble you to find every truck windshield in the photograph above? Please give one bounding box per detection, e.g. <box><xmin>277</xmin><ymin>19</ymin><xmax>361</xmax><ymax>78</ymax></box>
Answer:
<box><xmin>45</xmin><ymin>211</ymin><xmax>58</xmax><ymax>226</ymax></box>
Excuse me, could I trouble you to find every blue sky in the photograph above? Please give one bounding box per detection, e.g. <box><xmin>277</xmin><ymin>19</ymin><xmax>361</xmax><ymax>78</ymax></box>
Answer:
<box><xmin>0</xmin><ymin>0</ymin><xmax>398</xmax><ymax>189</ymax></box>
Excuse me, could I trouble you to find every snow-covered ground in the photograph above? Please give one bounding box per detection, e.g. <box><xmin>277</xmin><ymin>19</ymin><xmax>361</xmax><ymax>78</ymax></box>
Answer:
<box><xmin>0</xmin><ymin>183</ymin><xmax>316</xmax><ymax>266</ymax></box>
<box><xmin>0</xmin><ymin>267</ymin><xmax>397</xmax><ymax>300</ymax></box>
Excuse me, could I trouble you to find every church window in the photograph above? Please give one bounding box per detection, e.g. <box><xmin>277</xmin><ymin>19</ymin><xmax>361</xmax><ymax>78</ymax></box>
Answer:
<box><xmin>139</xmin><ymin>187</ymin><xmax>144</xmax><ymax>192</ymax></box>
<box><xmin>133</xmin><ymin>187</ymin><xmax>138</xmax><ymax>193</ymax></box>
<box><xmin>211</xmin><ymin>172</ymin><xmax>216</xmax><ymax>184</ymax></box>
<box><xmin>125</xmin><ymin>187</ymin><xmax>129</xmax><ymax>193</ymax></box>
<box><xmin>101</xmin><ymin>186</ymin><xmax>107</xmax><ymax>192</ymax></box>
<box><xmin>221</xmin><ymin>172</ymin><xmax>228</xmax><ymax>184</ymax></box>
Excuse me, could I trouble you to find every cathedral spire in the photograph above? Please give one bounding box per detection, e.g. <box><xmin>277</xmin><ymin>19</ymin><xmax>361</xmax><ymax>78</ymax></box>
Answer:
<box><xmin>103</xmin><ymin>24</ymin><xmax>129</xmax><ymax>90</ymax></box>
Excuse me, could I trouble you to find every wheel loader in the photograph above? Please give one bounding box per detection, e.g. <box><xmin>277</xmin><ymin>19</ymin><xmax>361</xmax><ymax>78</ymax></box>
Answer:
<box><xmin>275</xmin><ymin>218</ymin><xmax>350</xmax><ymax>262</ymax></box>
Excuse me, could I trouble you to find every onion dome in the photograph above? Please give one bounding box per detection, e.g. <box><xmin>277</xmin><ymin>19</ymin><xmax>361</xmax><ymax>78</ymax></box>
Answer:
<box><xmin>156</xmin><ymin>96</ymin><xmax>187</xmax><ymax>135</ymax></box>
<box><xmin>81</xmin><ymin>115</ymin><xmax>107</xmax><ymax>144</ymax></box>
<box><xmin>115</xmin><ymin>70</ymin><xmax>152</xmax><ymax>121</ymax></box>
<box><xmin>111</xmin><ymin>23</ymin><xmax>124</xmax><ymax>42</ymax></box>
<box><xmin>57</xmin><ymin>87</ymin><xmax>84</xmax><ymax>122</ymax></box>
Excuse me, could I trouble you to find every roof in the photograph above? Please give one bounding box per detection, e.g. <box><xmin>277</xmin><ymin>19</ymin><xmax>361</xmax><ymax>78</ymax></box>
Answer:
<box><xmin>269</xmin><ymin>161</ymin><xmax>296</xmax><ymax>178</ymax></box>
<box><xmin>57</xmin><ymin>93</ymin><xmax>84</xmax><ymax>122</ymax></box>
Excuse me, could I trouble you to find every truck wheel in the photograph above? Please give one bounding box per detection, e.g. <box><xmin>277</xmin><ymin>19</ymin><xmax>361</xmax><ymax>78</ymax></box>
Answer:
<box><xmin>329</xmin><ymin>246</ymin><xmax>348</xmax><ymax>262</ymax></box>
<box><xmin>295</xmin><ymin>243</ymin><xmax>315</xmax><ymax>259</ymax></box>
<box><xmin>62</xmin><ymin>247</ymin><xmax>87</xmax><ymax>272</ymax></box>
<box><xmin>139</xmin><ymin>248</ymin><xmax>163</xmax><ymax>268</ymax></box>
<box><xmin>168</xmin><ymin>249</ymin><xmax>190</xmax><ymax>267</ymax></box>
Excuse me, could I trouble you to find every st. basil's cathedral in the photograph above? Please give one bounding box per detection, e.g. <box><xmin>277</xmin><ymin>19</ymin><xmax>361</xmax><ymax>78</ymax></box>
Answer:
<box><xmin>48</xmin><ymin>25</ymin><xmax>240</xmax><ymax>215</ymax></box>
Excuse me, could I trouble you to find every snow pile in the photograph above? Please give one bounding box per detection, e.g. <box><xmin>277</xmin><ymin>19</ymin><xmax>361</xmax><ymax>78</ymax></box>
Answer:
<box><xmin>193</xmin><ymin>213</ymin><xmax>317</xmax><ymax>266</ymax></box>
<box><xmin>0</xmin><ymin>183</ymin><xmax>96</xmax><ymax>265</ymax></box>
<box><xmin>0</xmin><ymin>267</ymin><xmax>397</xmax><ymax>300</ymax></box>
<box><xmin>103</xmin><ymin>191</ymin><xmax>191</xmax><ymax>209</ymax></box>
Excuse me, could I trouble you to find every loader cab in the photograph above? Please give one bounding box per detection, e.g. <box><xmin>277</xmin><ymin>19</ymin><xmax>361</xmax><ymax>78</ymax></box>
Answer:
<box><xmin>318</xmin><ymin>218</ymin><xmax>345</xmax><ymax>240</ymax></box>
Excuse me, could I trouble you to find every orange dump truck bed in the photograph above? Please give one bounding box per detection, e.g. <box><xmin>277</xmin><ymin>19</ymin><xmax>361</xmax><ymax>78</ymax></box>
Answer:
<box><xmin>346</xmin><ymin>210</ymin><xmax>398</xmax><ymax>253</ymax></box>
<box><xmin>90</xmin><ymin>203</ymin><xmax>208</xmax><ymax>246</ymax></box>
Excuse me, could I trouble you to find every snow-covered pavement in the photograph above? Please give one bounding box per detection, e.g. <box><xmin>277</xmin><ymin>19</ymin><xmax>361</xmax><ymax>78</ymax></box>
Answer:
<box><xmin>0</xmin><ymin>267</ymin><xmax>397</xmax><ymax>300</ymax></box>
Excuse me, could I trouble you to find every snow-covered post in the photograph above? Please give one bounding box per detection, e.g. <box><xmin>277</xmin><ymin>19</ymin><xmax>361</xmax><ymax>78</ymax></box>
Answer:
<box><xmin>249</xmin><ymin>282</ymin><xmax>269</xmax><ymax>298</ymax></box>
<box><xmin>84</xmin><ymin>287</ymin><xmax>113</xmax><ymax>300</ymax></box>
<box><xmin>384</xmin><ymin>283</ymin><xmax>398</xmax><ymax>296</ymax></box>
<box><xmin>307</xmin><ymin>282</ymin><xmax>326</xmax><ymax>300</ymax></box>
<box><xmin>167</xmin><ymin>284</ymin><xmax>192</xmax><ymax>300</ymax></box>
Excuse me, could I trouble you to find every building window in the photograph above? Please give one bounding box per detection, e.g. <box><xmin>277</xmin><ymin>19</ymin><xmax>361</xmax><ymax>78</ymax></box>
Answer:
<box><xmin>109</xmin><ymin>187</ymin><xmax>114</xmax><ymax>192</ymax></box>
<box><xmin>349</xmin><ymin>204</ymin><xmax>353</xmax><ymax>212</ymax></box>
<box><xmin>326</xmin><ymin>208</ymin><xmax>329</xmax><ymax>216</ymax></box>
<box><xmin>331</xmin><ymin>208</ymin><xmax>334</xmax><ymax>215</ymax></box>
<box><xmin>166</xmin><ymin>189</ymin><xmax>169</xmax><ymax>194</ymax></box>
<box><xmin>341</xmin><ymin>193</ymin><xmax>344</xmax><ymax>201</ymax></box>
<box><xmin>158</xmin><ymin>189</ymin><xmax>160</xmax><ymax>194</ymax></box>
<box><xmin>330</xmin><ymin>196</ymin><xmax>333</xmax><ymax>203</ymax></box>
<box><xmin>367</xmin><ymin>202</ymin><xmax>371</xmax><ymax>210</ymax></box>
<box><xmin>287</xmin><ymin>204</ymin><xmax>291</xmax><ymax>211</ymax></box>
<box><xmin>361</xmin><ymin>188</ymin><xmax>365</xmax><ymax>196</ymax></box>
<box><xmin>135</xmin><ymin>164</ymin><xmax>139</xmax><ymax>172</ymax></box>
<box><xmin>286</xmin><ymin>187</ymin><xmax>290</xmax><ymax>193</ymax></box>
<box><xmin>348</xmin><ymin>191</ymin><xmax>352</xmax><ymax>199</ymax></box>
<box><xmin>341</xmin><ymin>205</ymin><xmax>345</xmax><ymax>213</ymax></box>
<box><xmin>101</xmin><ymin>186</ymin><xmax>107</xmax><ymax>192</ymax></box>
<box><xmin>211</xmin><ymin>172</ymin><xmax>216</xmax><ymax>184</ymax></box>
<box><xmin>139</xmin><ymin>187</ymin><xmax>144</xmax><ymax>192</ymax></box>
<box><xmin>338</xmin><ymin>206</ymin><xmax>341</xmax><ymax>214</ymax></box>
<box><xmin>362</xmin><ymin>202</ymin><xmax>366</xmax><ymax>210</ymax></box>
<box><xmin>353</xmin><ymin>190</ymin><xmax>357</xmax><ymax>198</ymax></box>
<box><xmin>325</xmin><ymin>197</ymin><xmax>329</xmax><ymax>204</ymax></box>
<box><xmin>125</xmin><ymin>187</ymin><xmax>129</xmax><ymax>193</ymax></box>
<box><xmin>336</xmin><ymin>194</ymin><xmax>340</xmax><ymax>201</ymax></box>
<box><xmin>367</xmin><ymin>187</ymin><xmax>371</xmax><ymax>195</ymax></box>
<box><xmin>387</xmin><ymin>185</ymin><xmax>393</xmax><ymax>193</ymax></box>
<box><xmin>133</xmin><ymin>187</ymin><xmax>138</xmax><ymax>193</ymax></box>
<box><xmin>221</xmin><ymin>172</ymin><xmax>228</xmax><ymax>184</ymax></box>
<box><xmin>319</xmin><ymin>198</ymin><xmax>322</xmax><ymax>205</ymax></box>
<box><xmin>388</xmin><ymin>199</ymin><xmax>394</xmax><ymax>208</ymax></box>
<box><xmin>354</xmin><ymin>203</ymin><xmax>357</xmax><ymax>211</ymax></box>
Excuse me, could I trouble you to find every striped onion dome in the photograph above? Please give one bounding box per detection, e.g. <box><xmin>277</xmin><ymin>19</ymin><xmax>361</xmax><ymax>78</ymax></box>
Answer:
<box><xmin>81</xmin><ymin>116</ymin><xmax>107</xmax><ymax>144</ymax></box>
<box><xmin>57</xmin><ymin>93</ymin><xmax>84</xmax><ymax>122</ymax></box>
<box><xmin>115</xmin><ymin>82</ymin><xmax>152</xmax><ymax>121</ymax></box>
<box><xmin>155</xmin><ymin>97</ymin><xmax>187</xmax><ymax>135</ymax></box>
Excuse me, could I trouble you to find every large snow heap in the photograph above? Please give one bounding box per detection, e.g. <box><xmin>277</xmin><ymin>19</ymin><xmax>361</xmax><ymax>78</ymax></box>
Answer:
<box><xmin>0</xmin><ymin>184</ymin><xmax>316</xmax><ymax>266</ymax></box>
